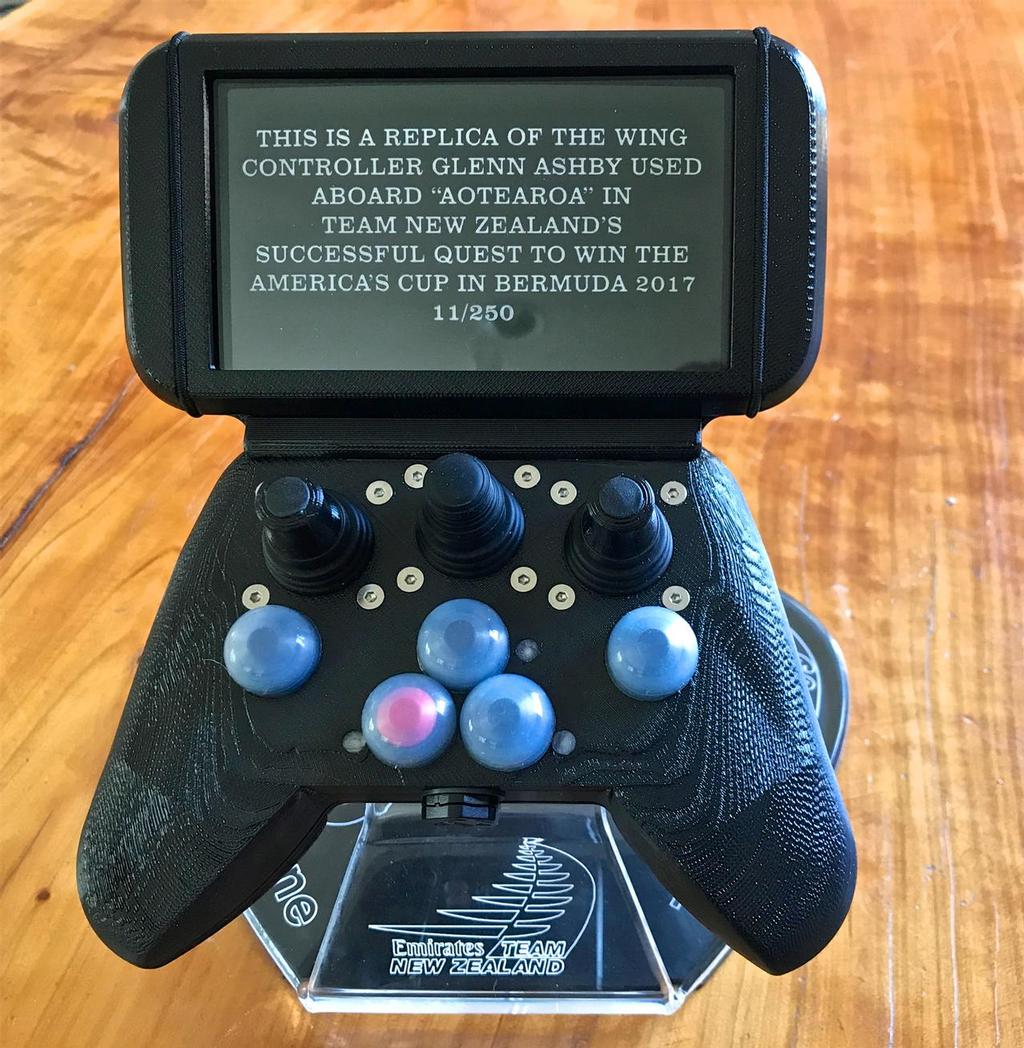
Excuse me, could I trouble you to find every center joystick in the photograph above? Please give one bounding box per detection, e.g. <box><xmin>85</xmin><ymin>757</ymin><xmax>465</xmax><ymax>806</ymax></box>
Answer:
<box><xmin>416</xmin><ymin>454</ymin><xmax>524</xmax><ymax>578</ymax></box>
<box><xmin>256</xmin><ymin>476</ymin><xmax>373</xmax><ymax>594</ymax></box>
<box><xmin>565</xmin><ymin>475</ymin><xmax>673</xmax><ymax>595</ymax></box>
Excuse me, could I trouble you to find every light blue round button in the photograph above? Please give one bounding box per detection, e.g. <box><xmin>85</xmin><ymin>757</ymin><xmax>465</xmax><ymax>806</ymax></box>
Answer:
<box><xmin>460</xmin><ymin>674</ymin><xmax>555</xmax><ymax>771</ymax></box>
<box><xmin>362</xmin><ymin>673</ymin><xmax>457</xmax><ymax>769</ymax></box>
<box><xmin>416</xmin><ymin>598</ymin><xmax>510</xmax><ymax>690</ymax></box>
<box><xmin>606</xmin><ymin>606</ymin><xmax>699</xmax><ymax>700</ymax></box>
<box><xmin>223</xmin><ymin>605</ymin><xmax>321</xmax><ymax>697</ymax></box>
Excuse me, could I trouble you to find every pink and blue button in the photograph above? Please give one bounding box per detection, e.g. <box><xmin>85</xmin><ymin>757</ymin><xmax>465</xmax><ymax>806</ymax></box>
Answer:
<box><xmin>362</xmin><ymin>673</ymin><xmax>456</xmax><ymax>768</ymax></box>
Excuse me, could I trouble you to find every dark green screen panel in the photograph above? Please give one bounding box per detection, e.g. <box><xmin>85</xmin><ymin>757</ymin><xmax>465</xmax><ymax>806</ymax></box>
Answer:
<box><xmin>213</xmin><ymin>77</ymin><xmax>733</xmax><ymax>372</ymax></box>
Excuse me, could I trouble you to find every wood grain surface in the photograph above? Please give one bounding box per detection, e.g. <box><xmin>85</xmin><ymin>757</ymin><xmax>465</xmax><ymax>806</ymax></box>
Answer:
<box><xmin>1</xmin><ymin>1</ymin><xmax>1021</xmax><ymax>1045</ymax></box>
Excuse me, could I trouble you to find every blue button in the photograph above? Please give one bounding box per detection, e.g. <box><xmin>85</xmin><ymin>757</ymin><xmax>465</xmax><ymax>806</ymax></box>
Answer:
<box><xmin>416</xmin><ymin>599</ymin><xmax>510</xmax><ymax>690</ymax></box>
<box><xmin>362</xmin><ymin>673</ymin><xmax>456</xmax><ymax>768</ymax></box>
<box><xmin>460</xmin><ymin>674</ymin><xmax>555</xmax><ymax>771</ymax></box>
<box><xmin>223</xmin><ymin>605</ymin><xmax>321</xmax><ymax>697</ymax></box>
<box><xmin>607</xmin><ymin>606</ymin><xmax>699</xmax><ymax>700</ymax></box>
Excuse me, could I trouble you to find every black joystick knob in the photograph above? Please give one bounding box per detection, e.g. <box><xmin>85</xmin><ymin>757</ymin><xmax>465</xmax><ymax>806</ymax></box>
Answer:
<box><xmin>565</xmin><ymin>475</ymin><xmax>673</xmax><ymax>595</ymax></box>
<box><xmin>416</xmin><ymin>454</ymin><xmax>524</xmax><ymax>577</ymax></box>
<box><xmin>255</xmin><ymin>476</ymin><xmax>373</xmax><ymax>594</ymax></box>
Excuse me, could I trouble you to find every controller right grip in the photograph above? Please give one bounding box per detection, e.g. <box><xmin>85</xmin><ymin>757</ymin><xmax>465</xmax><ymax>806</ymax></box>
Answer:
<box><xmin>605</xmin><ymin>452</ymin><xmax>856</xmax><ymax>974</ymax></box>
<box><xmin>612</xmin><ymin>761</ymin><xmax>855</xmax><ymax>974</ymax></box>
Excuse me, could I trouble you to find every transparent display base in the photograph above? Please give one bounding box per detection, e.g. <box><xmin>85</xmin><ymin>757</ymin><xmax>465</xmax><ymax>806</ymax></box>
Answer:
<box><xmin>246</xmin><ymin>594</ymin><xmax>848</xmax><ymax>1015</ymax></box>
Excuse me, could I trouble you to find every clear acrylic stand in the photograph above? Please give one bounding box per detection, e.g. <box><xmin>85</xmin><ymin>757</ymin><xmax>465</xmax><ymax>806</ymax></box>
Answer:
<box><xmin>246</xmin><ymin>594</ymin><xmax>848</xmax><ymax>1014</ymax></box>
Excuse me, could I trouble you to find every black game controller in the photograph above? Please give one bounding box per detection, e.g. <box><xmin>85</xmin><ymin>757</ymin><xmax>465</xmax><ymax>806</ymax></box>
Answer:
<box><xmin>79</xmin><ymin>448</ymin><xmax>855</xmax><ymax>974</ymax></box>
<box><xmin>79</xmin><ymin>30</ymin><xmax>856</xmax><ymax>976</ymax></box>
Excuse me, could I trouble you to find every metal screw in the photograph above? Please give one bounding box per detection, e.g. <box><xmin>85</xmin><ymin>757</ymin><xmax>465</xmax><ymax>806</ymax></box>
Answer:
<box><xmin>514</xmin><ymin>464</ymin><xmax>540</xmax><ymax>489</ymax></box>
<box><xmin>547</xmin><ymin>583</ymin><xmax>576</xmax><ymax>610</ymax></box>
<box><xmin>357</xmin><ymin>583</ymin><xmax>385</xmax><ymax>609</ymax></box>
<box><xmin>550</xmin><ymin>481</ymin><xmax>577</xmax><ymax>506</ymax></box>
<box><xmin>510</xmin><ymin>566</ymin><xmax>538</xmax><ymax>592</ymax></box>
<box><xmin>396</xmin><ymin>566</ymin><xmax>424</xmax><ymax>592</ymax></box>
<box><xmin>366</xmin><ymin>481</ymin><xmax>393</xmax><ymax>505</ymax></box>
<box><xmin>660</xmin><ymin>481</ymin><xmax>688</xmax><ymax>506</ymax></box>
<box><xmin>662</xmin><ymin>585</ymin><xmax>691</xmax><ymax>611</ymax></box>
<box><xmin>404</xmin><ymin>464</ymin><xmax>427</xmax><ymax>489</ymax></box>
<box><xmin>241</xmin><ymin>584</ymin><xmax>270</xmax><ymax>609</ymax></box>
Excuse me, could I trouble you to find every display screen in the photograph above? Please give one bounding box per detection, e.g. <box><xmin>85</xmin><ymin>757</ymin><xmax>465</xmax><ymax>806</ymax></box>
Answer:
<box><xmin>213</xmin><ymin>77</ymin><xmax>733</xmax><ymax>372</ymax></box>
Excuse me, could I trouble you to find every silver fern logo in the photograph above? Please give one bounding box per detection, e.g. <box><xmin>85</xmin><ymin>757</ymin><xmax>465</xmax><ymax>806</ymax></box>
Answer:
<box><xmin>369</xmin><ymin>837</ymin><xmax>595</xmax><ymax>977</ymax></box>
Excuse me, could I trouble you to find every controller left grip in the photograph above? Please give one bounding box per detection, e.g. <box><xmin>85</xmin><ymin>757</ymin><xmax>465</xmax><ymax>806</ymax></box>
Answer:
<box><xmin>78</xmin><ymin>758</ymin><xmax>329</xmax><ymax>967</ymax></box>
<box><xmin>77</xmin><ymin>456</ymin><xmax>331</xmax><ymax>967</ymax></box>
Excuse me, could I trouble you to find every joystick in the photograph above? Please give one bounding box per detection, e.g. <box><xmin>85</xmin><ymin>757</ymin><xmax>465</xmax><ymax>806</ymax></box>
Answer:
<box><xmin>565</xmin><ymin>475</ymin><xmax>673</xmax><ymax>595</ymax></box>
<box><xmin>255</xmin><ymin>476</ymin><xmax>373</xmax><ymax>594</ymax></box>
<box><xmin>416</xmin><ymin>454</ymin><xmax>524</xmax><ymax>577</ymax></box>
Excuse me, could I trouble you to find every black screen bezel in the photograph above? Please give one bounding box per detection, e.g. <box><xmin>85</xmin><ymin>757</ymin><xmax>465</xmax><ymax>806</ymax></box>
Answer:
<box><xmin>182</xmin><ymin>35</ymin><xmax>757</xmax><ymax>416</ymax></box>
<box><xmin>209</xmin><ymin>72</ymin><xmax>737</xmax><ymax>378</ymax></box>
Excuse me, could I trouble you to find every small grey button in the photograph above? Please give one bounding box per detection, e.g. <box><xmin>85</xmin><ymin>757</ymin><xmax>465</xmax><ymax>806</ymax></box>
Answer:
<box><xmin>515</xmin><ymin>639</ymin><xmax>541</xmax><ymax>663</ymax></box>
<box><xmin>342</xmin><ymin>731</ymin><xmax>366</xmax><ymax>754</ymax></box>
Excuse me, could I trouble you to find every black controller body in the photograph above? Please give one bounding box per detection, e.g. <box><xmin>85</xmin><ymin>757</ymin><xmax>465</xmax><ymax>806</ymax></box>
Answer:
<box><xmin>79</xmin><ymin>448</ymin><xmax>856</xmax><ymax>974</ymax></box>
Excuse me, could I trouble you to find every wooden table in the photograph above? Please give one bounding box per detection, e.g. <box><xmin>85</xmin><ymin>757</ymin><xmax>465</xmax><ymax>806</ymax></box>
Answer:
<box><xmin>1</xmin><ymin>1</ymin><xmax>1021</xmax><ymax>1045</ymax></box>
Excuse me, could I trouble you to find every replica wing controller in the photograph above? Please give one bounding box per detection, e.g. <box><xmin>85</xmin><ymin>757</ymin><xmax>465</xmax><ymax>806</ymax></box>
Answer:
<box><xmin>78</xmin><ymin>29</ymin><xmax>856</xmax><ymax>976</ymax></box>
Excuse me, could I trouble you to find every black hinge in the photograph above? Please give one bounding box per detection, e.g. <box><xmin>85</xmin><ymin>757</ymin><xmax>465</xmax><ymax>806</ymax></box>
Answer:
<box><xmin>243</xmin><ymin>416</ymin><xmax>703</xmax><ymax>460</ymax></box>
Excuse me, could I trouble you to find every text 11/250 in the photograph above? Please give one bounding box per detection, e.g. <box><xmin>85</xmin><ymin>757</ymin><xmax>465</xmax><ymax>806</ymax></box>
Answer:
<box><xmin>434</xmin><ymin>304</ymin><xmax>516</xmax><ymax>323</ymax></box>
<box><xmin>433</xmin><ymin>277</ymin><xmax>694</xmax><ymax>322</ymax></box>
